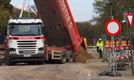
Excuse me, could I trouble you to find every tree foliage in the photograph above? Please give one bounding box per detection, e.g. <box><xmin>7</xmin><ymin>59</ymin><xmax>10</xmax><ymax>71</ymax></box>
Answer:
<box><xmin>76</xmin><ymin>21</ymin><xmax>96</xmax><ymax>44</ymax></box>
<box><xmin>0</xmin><ymin>0</ymin><xmax>12</xmax><ymax>32</ymax></box>
<box><xmin>94</xmin><ymin>0</ymin><xmax>134</xmax><ymax>21</ymax></box>
<box><xmin>93</xmin><ymin>0</ymin><xmax>134</xmax><ymax>37</ymax></box>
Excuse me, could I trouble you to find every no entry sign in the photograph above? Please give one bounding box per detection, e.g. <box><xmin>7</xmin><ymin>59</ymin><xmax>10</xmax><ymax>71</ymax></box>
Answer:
<box><xmin>105</xmin><ymin>19</ymin><xmax>121</xmax><ymax>36</ymax></box>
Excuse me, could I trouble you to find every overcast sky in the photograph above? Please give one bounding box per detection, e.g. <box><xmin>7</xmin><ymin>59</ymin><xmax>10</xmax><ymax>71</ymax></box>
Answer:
<box><xmin>10</xmin><ymin>0</ymin><xmax>95</xmax><ymax>22</ymax></box>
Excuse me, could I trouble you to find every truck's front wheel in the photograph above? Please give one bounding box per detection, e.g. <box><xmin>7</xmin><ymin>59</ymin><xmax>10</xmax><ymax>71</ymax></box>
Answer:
<box><xmin>5</xmin><ymin>57</ymin><xmax>12</xmax><ymax>65</ymax></box>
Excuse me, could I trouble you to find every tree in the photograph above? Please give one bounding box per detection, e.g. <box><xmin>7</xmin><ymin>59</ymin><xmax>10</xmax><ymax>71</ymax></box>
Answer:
<box><xmin>76</xmin><ymin>21</ymin><xmax>96</xmax><ymax>44</ymax></box>
<box><xmin>0</xmin><ymin>0</ymin><xmax>12</xmax><ymax>32</ymax></box>
<box><xmin>93</xmin><ymin>0</ymin><xmax>134</xmax><ymax>37</ymax></box>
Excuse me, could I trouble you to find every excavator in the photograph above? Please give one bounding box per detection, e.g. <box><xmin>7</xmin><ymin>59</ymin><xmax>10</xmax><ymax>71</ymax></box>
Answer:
<box><xmin>34</xmin><ymin>0</ymin><xmax>94</xmax><ymax>63</ymax></box>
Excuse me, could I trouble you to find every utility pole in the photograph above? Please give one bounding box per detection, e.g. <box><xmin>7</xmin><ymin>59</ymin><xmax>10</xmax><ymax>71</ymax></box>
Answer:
<box><xmin>128</xmin><ymin>0</ymin><xmax>134</xmax><ymax>76</ymax></box>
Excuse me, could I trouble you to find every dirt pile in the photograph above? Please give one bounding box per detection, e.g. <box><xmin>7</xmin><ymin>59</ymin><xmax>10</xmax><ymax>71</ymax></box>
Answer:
<box><xmin>75</xmin><ymin>47</ymin><xmax>95</xmax><ymax>63</ymax></box>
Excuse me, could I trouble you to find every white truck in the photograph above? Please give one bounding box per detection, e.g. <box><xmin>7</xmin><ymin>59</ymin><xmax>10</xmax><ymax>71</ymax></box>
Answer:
<box><xmin>5</xmin><ymin>18</ymin><xmax>45</xmax><ymax>65</ymax></box>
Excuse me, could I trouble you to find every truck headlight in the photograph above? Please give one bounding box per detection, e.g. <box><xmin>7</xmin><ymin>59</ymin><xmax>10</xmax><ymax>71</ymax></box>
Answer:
<box><xmin>9</xmin><ymin>48</ymin><xmax>16</xmax><ymax>54</ymax></box>
<box><xmin>38</xmin><ymin>47</ymin><xmax>44</xmax><ymax>53</ymax></box>
<box><xmin>38</xmin><ymin>47</ymin><xmax>44</xmax><ymax>50</ymax></box>
<box><xmin>9</xmin><ymin>48</ymin><xmax>16</xmax><ymax>51</ymax></box>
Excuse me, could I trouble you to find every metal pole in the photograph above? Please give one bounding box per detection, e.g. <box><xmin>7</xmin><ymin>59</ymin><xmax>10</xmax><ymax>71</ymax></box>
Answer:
<box><xmin>111</xmin><ymin>4</ymin><xmax>114</xmax><ymax>19</ymax></box>
<box><xmin>129</xmin><ymin>27</ymin><xmax>134</xmax><ymax>75</ymax></box>
<box><xmin>111</xmin><ymin>36</ymin><xmax>116</xmax><ymax>75</ymax></box>
<box><xmin>111</xmin><ymin>4</ymin><xmax>116</xmax><ymax>75</ymax></box>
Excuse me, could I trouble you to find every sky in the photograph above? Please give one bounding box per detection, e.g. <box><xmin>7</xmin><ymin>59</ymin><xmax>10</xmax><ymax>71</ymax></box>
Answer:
<box><xmin>10</xmin><ymin>0</ymin><xmax>95</xmax><ymax>22</ymax></box>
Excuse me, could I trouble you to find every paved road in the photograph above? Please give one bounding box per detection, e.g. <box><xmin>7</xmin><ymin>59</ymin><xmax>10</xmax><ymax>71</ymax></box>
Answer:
<box><xmin>0</xmin><ymin>62</ymin><xmax>133</xmax><ymax>80</ymax></box>
<box><xmin>0</xmin><ymin>63</ymin><xmax>91</xmax><ymax>80</ymax></box>
<box><xmin>0</xmin><ymin>50</ymin><xmax>133</xmax><ymax>80</ymax></box>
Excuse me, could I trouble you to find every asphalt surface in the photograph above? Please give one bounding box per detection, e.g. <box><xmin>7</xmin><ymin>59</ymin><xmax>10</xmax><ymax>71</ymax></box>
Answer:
<box><xmin>0</xmin><ymin>61</ymin><xmax>133</xmax><ymax>80</ymax></box>
<box><xmin>0</xmin><ymin>50</ymin><xmax>134</xmax><ymax>80</ymax></box>
<box><xmin>86</xmin><ymin>59</ymin><xmax>134</xmax><ymax>80</ymax></box>
<box><xmin>0</xmin><ymin>63</ymin><xmax>91</xmax><ymax>80</ymax></box>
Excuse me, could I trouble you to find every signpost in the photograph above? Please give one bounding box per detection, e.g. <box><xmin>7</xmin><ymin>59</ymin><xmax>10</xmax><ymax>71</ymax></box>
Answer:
<box><xmin>126</xmin><ymin>13</ymin><xmax>134</xmax><ymax>75</ymax></box>
<box><xmin>103</xmin><ymin>19</ymin><xmax>121</xmax><ymax>76</ymax></box>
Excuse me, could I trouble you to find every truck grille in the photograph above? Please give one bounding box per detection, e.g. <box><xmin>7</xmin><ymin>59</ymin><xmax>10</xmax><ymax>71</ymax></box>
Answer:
<box><xmin>17</xmin><ymin>40</ymin><xmax>37</xmax><ymax>54</ymax></box>
<box><xmin>17</xmin><ymin>41</ymin><xmax>37</xmax><ymax>48</ymax></box>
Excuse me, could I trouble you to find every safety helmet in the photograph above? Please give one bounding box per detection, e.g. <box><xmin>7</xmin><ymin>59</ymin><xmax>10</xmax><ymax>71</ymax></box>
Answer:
<box><xmin>99</xmin><ymin>38</ymin><xmax>102</xmax><ymax>41</ymax></box>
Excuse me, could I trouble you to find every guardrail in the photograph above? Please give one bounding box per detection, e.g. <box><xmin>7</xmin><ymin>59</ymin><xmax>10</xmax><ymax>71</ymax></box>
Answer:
<box><xmin>86</xmin><ymin>46</ymin><xmax>97</xmax><ymax>53</ymax></box>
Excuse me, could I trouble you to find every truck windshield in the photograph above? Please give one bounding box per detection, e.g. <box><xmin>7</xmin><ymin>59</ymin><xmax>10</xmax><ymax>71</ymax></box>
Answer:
<box><xmin>9</xmin><ymin>24</ymin><xmax>42</xmax><ymax>36</ymax></box>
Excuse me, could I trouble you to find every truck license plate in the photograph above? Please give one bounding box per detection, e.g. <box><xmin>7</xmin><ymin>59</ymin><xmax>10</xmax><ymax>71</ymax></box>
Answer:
<box><xmin>24</xmin><ymin>54</ymin><xmax>31</xmax><ymax>57</ymax></box>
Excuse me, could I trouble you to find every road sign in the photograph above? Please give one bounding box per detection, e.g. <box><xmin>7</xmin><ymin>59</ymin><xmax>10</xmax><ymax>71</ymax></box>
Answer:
<box><xmin>105</xmin><ymin>19</ymin><xmax>121</xmax><ymax>36</ymax></box>
<box><xmin>126</xmin><ymin>13</ymin><xmax>134</xmax><ymax>27</ymax></box>
<box><xmin>126</xmin><ymin>13</ymin><xmax>134</xmax><ymax>75</ymax></box>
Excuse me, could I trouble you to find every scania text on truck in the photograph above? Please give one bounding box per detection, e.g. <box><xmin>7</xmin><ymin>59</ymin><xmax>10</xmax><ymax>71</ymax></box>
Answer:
<box><xmin>5</xmin><ymin>19</ymin><xmax>45</xmax><ymax>65</ymax></box>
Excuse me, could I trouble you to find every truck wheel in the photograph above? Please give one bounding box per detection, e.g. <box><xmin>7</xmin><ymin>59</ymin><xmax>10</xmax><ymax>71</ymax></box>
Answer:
<box><xmin>5</xmin><ymin>58</ymin><xmax>12</xmax><ymax>65</ymax></box>
<box><xmin>66</xmin><ymin>51</ymin><xmax>75</xmax><ymax>62</ymax></box>
<box><xmin>68</xmin><ymin>54</ymin><xmax>74</xmax><ymax>62</ymax></box>
<box><xmin>5</xmin><ymin>50</ymin><xmax>12</xmax><ymax>65</ymax></box>
<box><xmin>60</xmin><ymin>54</ymin><xmax>67</xmax><ymax>64</ymax></box>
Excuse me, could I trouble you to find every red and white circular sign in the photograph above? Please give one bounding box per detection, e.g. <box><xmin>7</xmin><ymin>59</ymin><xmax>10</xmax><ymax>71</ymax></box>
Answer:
<box><xmin>105</xmin><ymin>19</ymin><xmax>121</xmax><ymax>36</ymax></box>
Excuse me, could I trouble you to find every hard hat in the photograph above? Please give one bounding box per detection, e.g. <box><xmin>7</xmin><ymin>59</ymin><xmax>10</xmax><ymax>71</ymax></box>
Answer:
<box><xmin>99</xmin><ymin>38</ymin><xmax>102</xmax><ymax>40</ymax></box>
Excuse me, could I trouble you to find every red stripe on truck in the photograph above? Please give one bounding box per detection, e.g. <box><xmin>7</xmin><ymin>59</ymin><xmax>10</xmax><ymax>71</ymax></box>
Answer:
<box><xmin>7</xmin><ymin>36</ymin><xmax>44</xmax><ymax>40</ymax></box>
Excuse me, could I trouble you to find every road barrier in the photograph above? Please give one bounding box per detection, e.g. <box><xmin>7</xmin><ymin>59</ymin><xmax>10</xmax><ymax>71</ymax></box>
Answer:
<box><xmin>98</xmin><ymin>40</ymin><xmax>134</xmax><ymax>77</ymax></box>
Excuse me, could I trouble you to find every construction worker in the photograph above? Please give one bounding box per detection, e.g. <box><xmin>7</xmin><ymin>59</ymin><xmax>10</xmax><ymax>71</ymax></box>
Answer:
<box><xmin>83</xmin><ymin>37</ymin><xmax>88</xmax><ymax>49</ymax></box>
<box><xmin>96</xmin><ymin>40</ymin><xmax>100</xmax><ymax>54</ymax></box>
<box><xmin>96</xmin><ymin>38</ymin><xmax>104</xmax><ymax>58</ymax></box>
<box><xmin>82</xmin><ymin>37</ymin><xmax>88</xmax><ymax>50</ymax></box>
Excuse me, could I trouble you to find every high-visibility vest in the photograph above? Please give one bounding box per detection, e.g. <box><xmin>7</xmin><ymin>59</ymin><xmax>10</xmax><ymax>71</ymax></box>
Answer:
<box><xmin>83</xmin><ymin>37</ymin><xmax>88</xmax><ymax>47</ymax></box>
<box><xmin>99</xmin><ymin>41</ymin><xmax>104</xmax><ymax>51</ymax></box>
<box><xmin>96</xmin><ymin>41</ymin><xmax>104</xmax><ymax>51</ymax></box>
<box><xmin>96</xmin><ymin>41</ymin><xmax>99</xmax><ymax>47</ymax></box>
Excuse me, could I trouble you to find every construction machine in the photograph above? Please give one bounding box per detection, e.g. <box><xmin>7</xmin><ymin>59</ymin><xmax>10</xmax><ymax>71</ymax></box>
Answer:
<box><xmin>34</xmin><ymin>0</ymin><xmax>94</xmax><ymax>63</ymax></box>
<box><xmin>5</xmin><ymin>0</ymin><xmax>93</xmax><ymax>65</ymax></box>
<box><xmin>5</xmin><ymin>19</ymin><xmax>45</xmax><ymax>65</ymax></box>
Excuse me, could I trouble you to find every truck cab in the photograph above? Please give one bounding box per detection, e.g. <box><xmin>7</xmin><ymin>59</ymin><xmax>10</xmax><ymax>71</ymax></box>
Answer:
<box><xmin>5</xmin><ymin>18</ymin><xmax>45</xmax><ymax>65</ymax></box>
